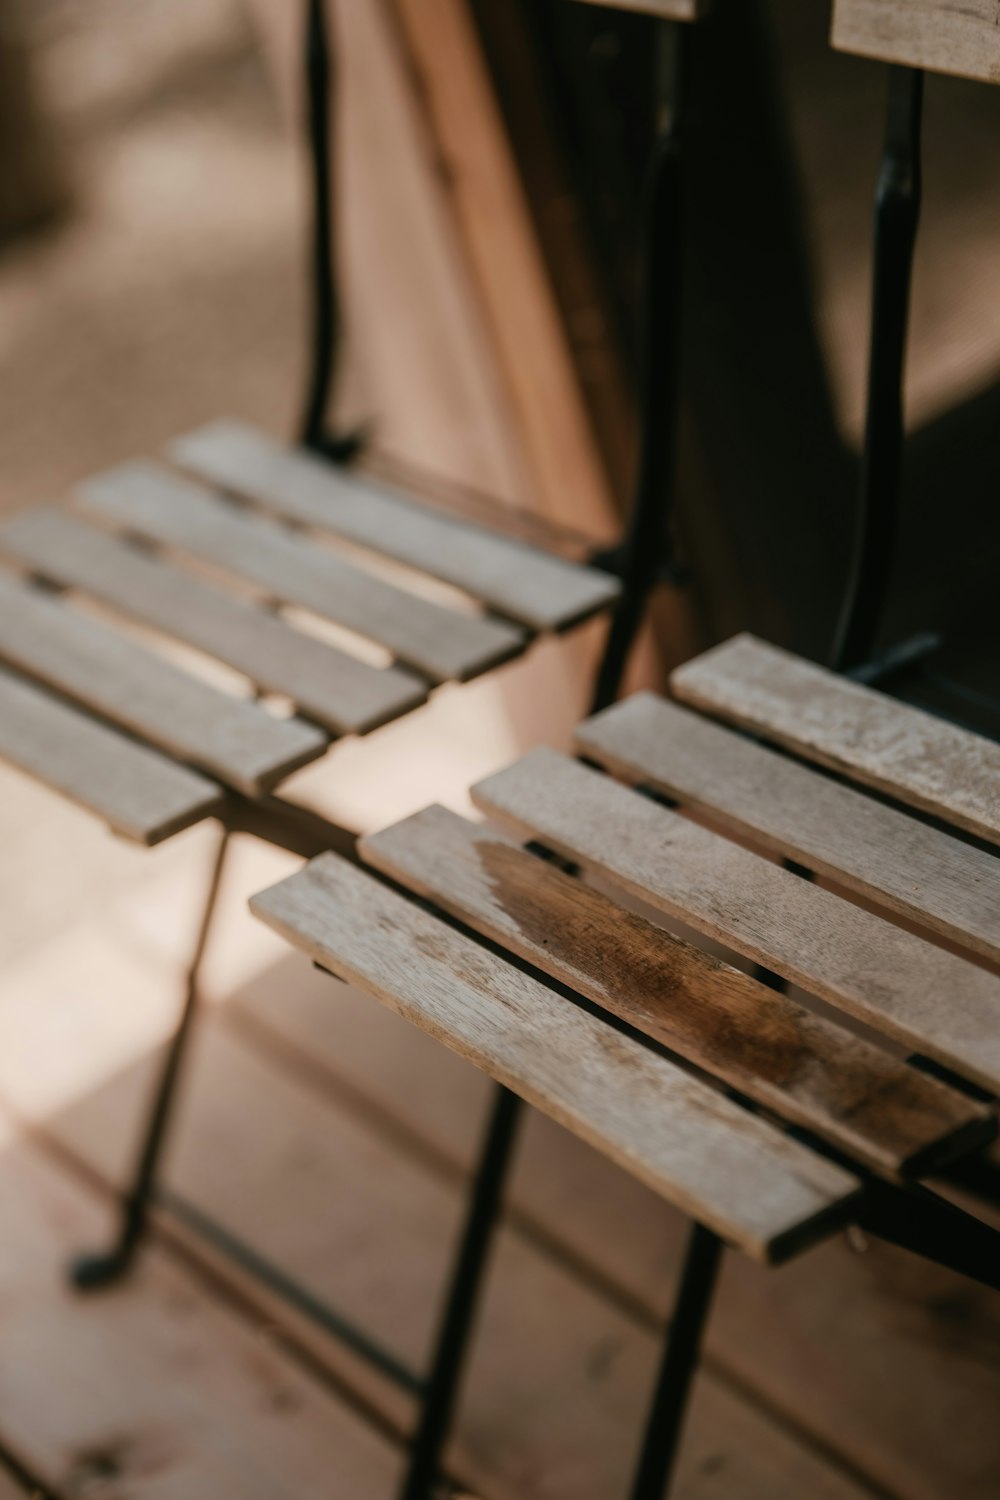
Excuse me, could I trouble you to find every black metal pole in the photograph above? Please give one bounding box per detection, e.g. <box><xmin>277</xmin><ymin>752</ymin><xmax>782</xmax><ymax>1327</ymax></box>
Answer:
<box><xmin>629</xmin><ymin>1222</ymin><xmax>723</xmax><ymax>1500</ymax></box>
<box><xmin>831</xmin><ymin>66</ymin><xmax>923</xmax><ymax>673</ymax></box>
<box><xmin>592</xmin><ymin>21</ymin><xmax>689</xmax><ymax>713</ymax></box>
<box><xmin>299</xmin><ymin>0</ymin><xmax>356</xmax><ymax>457</ymax></box>
<box><xmin>399</xmin><ymin>1086</ymin><xmax>522</xmax><ymax>1500</ymax></box>
<box><xmin>71</xmin><ymin>829</ymin><xmax>231</xmax><ymax>1290</ymax></box>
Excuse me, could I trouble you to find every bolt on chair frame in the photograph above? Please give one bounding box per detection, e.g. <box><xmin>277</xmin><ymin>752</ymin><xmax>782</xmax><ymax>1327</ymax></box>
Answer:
<box><xmin>67</xmin><ymin>0</ymin><xmax>693</xmax><ymax>1476</ymax></box>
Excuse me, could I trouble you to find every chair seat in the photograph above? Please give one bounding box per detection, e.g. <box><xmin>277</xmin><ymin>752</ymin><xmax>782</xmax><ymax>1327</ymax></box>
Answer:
<box><xmin>0</xmin><ymin>421</ymin><xmax>619</xmax><ymax>838</ymax></box>
<box><xmin>251</xmin><ymin>636</ymin><xmax>1000</xmax><ymax>1265</ymax></box>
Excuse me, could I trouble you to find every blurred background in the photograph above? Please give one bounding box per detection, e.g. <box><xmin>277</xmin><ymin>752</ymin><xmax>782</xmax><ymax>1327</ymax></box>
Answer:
<box><xmin>0</xmin><ymin>3</ymin><xmax>999</xmax><ymax>1497</ymax></box>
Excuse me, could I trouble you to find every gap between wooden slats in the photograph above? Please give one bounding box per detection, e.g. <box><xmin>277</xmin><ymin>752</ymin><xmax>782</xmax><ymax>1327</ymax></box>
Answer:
<box><xmin>77</xmin><ymin>462</ymin><xmax>525</xmax><ymax>684</ymax></box>
<box><xmin>671</xmin><ymin>634</ymin><xmax>1000</xmax><ymax>849</ymax></box>
<box><xmin>251</xmin><ymin>851</ymin><xmax>861</xmax><ymax>1263</ymax></box>
<box><xmin>170</xmin><ymin>420</ymin><xmax>621</xmax><ymax>633</ymax></box>
<box><xmin>576</xmin><ymin>692</ymin><xmax>1000</xmax><ymax>968</ymax></box>
<box><xmin>0</xmin><ymin>567</ymin><xmax>325</xmax><ymax>795</ymax></box>
<box><xmin>471</xmin><ymin>747</ymin><xmax>1000</xmax><ymax>1095</ymax></box>
<box><xmin>0</xmin><ymin>506</ymin><xmax>427</xmax><ymax>736</ymax></box>
<box><xmin>359</xmin><ymin>803</ymin><xmax>993</xmax><ymax>1179</ymax></box>
<box><xmin>0</xmin><ymin>664</ymin><xmax>222</xmax><ymax>844</ymax></box>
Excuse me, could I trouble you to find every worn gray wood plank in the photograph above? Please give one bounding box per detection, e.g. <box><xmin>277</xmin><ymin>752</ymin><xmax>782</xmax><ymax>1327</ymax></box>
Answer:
<box><xmin>472</xmin><ymin>748</ymin><xmax>1000</xmax><ymax>1094</ymax></box>
<box><xmin>0</xmin><ymin>569</ymin><xmax>325</xmax><ymax>795</ymax></box>
<box><xmin>79</xmin><ymin>463</ymin><xmax>523</xmax><ymax>684</ymax></box>
<box><xmin>671</xmin><ymin>635</ymin><xmax>1000</xmax><ymax>847</ymax></box>
<box><xmin>577</xmin><ymin>693</ymin><xmax>1000</xmax><ymax>967</ymax></box>
<box><xmin>0</xmin><ymin>666</ymin><xmax>222</xmax><ymax>844</ymax></box>
<box><xmin>0</xmin><ymin>507</ymin><xmax>426</xmax><ymax>736</ymax></box>
<box><xmin>832</xmin><ymin>0</ymin><xmax>1000</xmax><ymax>85</ymax></box>
<box><xmin>171</xmin><ymin>421</ymin><xmax>621</xmax><ymax>632</ymax></box>
<box><xmin>360</xmin><ymin>805</ymin><xmax>993</xmax><ymax>1178</ymax></box>
<box><xmin>252</xmin><ymin>852</ymin><xmax>860</xmax><ymax>1263</ymax></box>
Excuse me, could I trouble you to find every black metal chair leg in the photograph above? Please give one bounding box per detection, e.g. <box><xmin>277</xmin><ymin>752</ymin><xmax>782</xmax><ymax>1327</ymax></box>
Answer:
<box><xmin>398</xmin><ymin>1086</ymin><xmax>522</xmax><ymax>1500</ymax></box>
<box><xmin>70</xmin><ymin>828</ymin><xmax>232</xmax><ymax>1291</ymax></box>
<box><xmin>629</xmin><ymin>1222</ymin><xmax>723</xmax><ymax>1500</ymax></box>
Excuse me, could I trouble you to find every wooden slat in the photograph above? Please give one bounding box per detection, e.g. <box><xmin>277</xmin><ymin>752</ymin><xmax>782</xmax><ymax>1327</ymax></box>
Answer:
<box><xmin>360</xmin><ymin>804</ymin><xmax>993</xmax><ymax>1177</ymax></box>
<box><xmin>832</xmin><ymin>0</ymin><xmax>1000</xmax><ymax>85</ymax></box>
<box><xmin>671</xmin><ymin>634</ymin><xmax>1000</xmax><ymax>847</ymax></box>
<box><xmin>577</xmin><ymin>693</ymin><xmax>1000</xmax><ymax>967</ymax></box>
<box><xmin>252</xmin><ymin>851</ymin><xmax>860</xmax><ymax>1263</ymax></box>
<box><xmin>0</xmin><ymin>569</ymin><xmax>325</xmax><ymax>795</ymax></box>
<box><xmin>0</xmin><ymin>507</ymin><xmax>426</xmax><ymax>736</ymax></box>
<box><xmin>0</xmin><ymin>665</ymin><xmax>221</xmax><ymax>844</ymax></box>
<box><xmin>472</xmin><ymin>748</ymin><xmax>1000</xmax><ymax>1094</ymax></box>
<box><xmin>171</xmin><ymin>421</ymin><xmax>621</xmax><ymax>632</ymax></box>
<box><xmin>79</xmin><ymin>462</ymin><xmax>523</xmax><ymax>684</ymax></box>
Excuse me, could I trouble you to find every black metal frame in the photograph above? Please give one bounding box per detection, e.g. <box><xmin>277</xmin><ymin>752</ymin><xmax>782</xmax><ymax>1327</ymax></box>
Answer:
<box><xmin>832</xmin><ymin>65</ymin><xmax>924</xmax><ymax>675</ymax></box>
<box><xmin>833</xmin><ymin>61</ymin><xmax>999</xmax><ymax>729</ymax></box>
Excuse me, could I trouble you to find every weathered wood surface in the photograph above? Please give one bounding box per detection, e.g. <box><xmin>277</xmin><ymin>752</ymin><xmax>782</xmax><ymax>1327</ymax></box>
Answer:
<box><xmin>360</xmin><ymin>804</ymin><xmax>992</xmax><ymax>1177</ymax></box>
<box><xmin>172</xmin><ymin>421</ymin><xmax>621</xmax><ymax>631</ymax></box>
<box><xmin>0</xmin><ymin>506</ymin><xmax>427</xmax><ymax>735</ymax></box>
<box><xmin>832</xmin><ymin>0</ymin><xmax>1000</xmax><ymax>85</ymax></box>
<box><xmin>0</xmin><ymin>665</ymin><xmax>221</xmax><ymax>844</ymax></box>
<box><xmin>252</xmin><ymin>851</ymin><xmax>860</xmax><ymax>1262</ymax></box>
<box><xmin>671</xmin><ymin>635</ymin><xmax>1000</xmax><ymax>847</ymax></box>
<box><xmin>0</xmin><ymin>568</ymin><xmax>325</xmax><ymax>795</ymax></box>
<box><xmin>577</xmin><ymin>693</ymin><xmax>1000</xmax><ymax>966</ymax></box>
<box><xmin>79</xmin><ymin>462</ymin><xmax>523</xmax><ymax>684</ymax></box>
<box><xmin>473</xmin><ymin>748</ymin><xmax>1000</xmax><ymax>1092</ymax></box>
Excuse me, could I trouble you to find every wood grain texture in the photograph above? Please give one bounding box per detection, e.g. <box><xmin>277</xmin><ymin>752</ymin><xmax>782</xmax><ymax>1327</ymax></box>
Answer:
<box><xmin>577</xmin><ymin>693</ymin><xmax>1000</xmax><ymax>966</ymax></box>
<box><xmin>360</xmin><ymin>805</ymin><xmax>992</xmax><ymax>1177</ymax></box>
<box><xmin>171</xmin><ymin>421</ymin><xmax>621</xmax><ymax>631</ymax></box>
<box><xmin>0</xmin><ymin>568</ymin><xmax>325</xmax><ymax>795</ymax></box>
<box><xmin>79</xmin><ymin>462</ymin><xmax>523</xmax><ymax>684</ymax></box>
<box><xmin>252</xmin><ymin>852</ymin><xmax>861</xmax><ymax>1262</ymax></box>
<box><xmin>0</xmin><ymin>665</ymin><xmax>221</xmax><ymax>843</ymax></box>
<box><xmin>832</xmin><ymin>0</ymin><xmax>1000</xmax><ymax>84</ymax></box>
<box><xmin>671</xmin><ymin>634</ymin><xmax>1000</xmax><ymax>847</ymax></box>
<box><xmin>0</xmin><ymin>506</ymin><xmax>427</xmax><ymax>735</ymax></box>
<box><xmin>472</xmin><ymin>748</ymin><xmax>1000</xmax><ymax>1093</ymax></box>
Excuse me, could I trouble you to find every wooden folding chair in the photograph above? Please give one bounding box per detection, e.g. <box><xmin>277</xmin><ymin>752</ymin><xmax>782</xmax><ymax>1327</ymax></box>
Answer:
<box><xmin>251</xmin><ymin>7</ymin><xmax>1000</xmax><ymax>1496</ymax></box>
<box><xmin>0</xmin><ymin>0</ymin><xmax>699</xmax><ymax>1448</ymax></box>
<box><xmin>828</xmin><ymin>0</ymin><xmax>1000</xmax><ymax>734</ymax></box>
<box><xmin>253</xmin><ymin>639</ymin><xmax>1000</xmax><ymax>1499</ymax></box>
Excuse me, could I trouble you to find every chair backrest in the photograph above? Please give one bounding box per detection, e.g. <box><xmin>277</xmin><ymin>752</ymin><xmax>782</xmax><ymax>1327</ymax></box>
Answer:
<box><xmin>832</xmin><ymin>0</ymin><xmax>1000</xmax><ymax>86</ymax></box>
